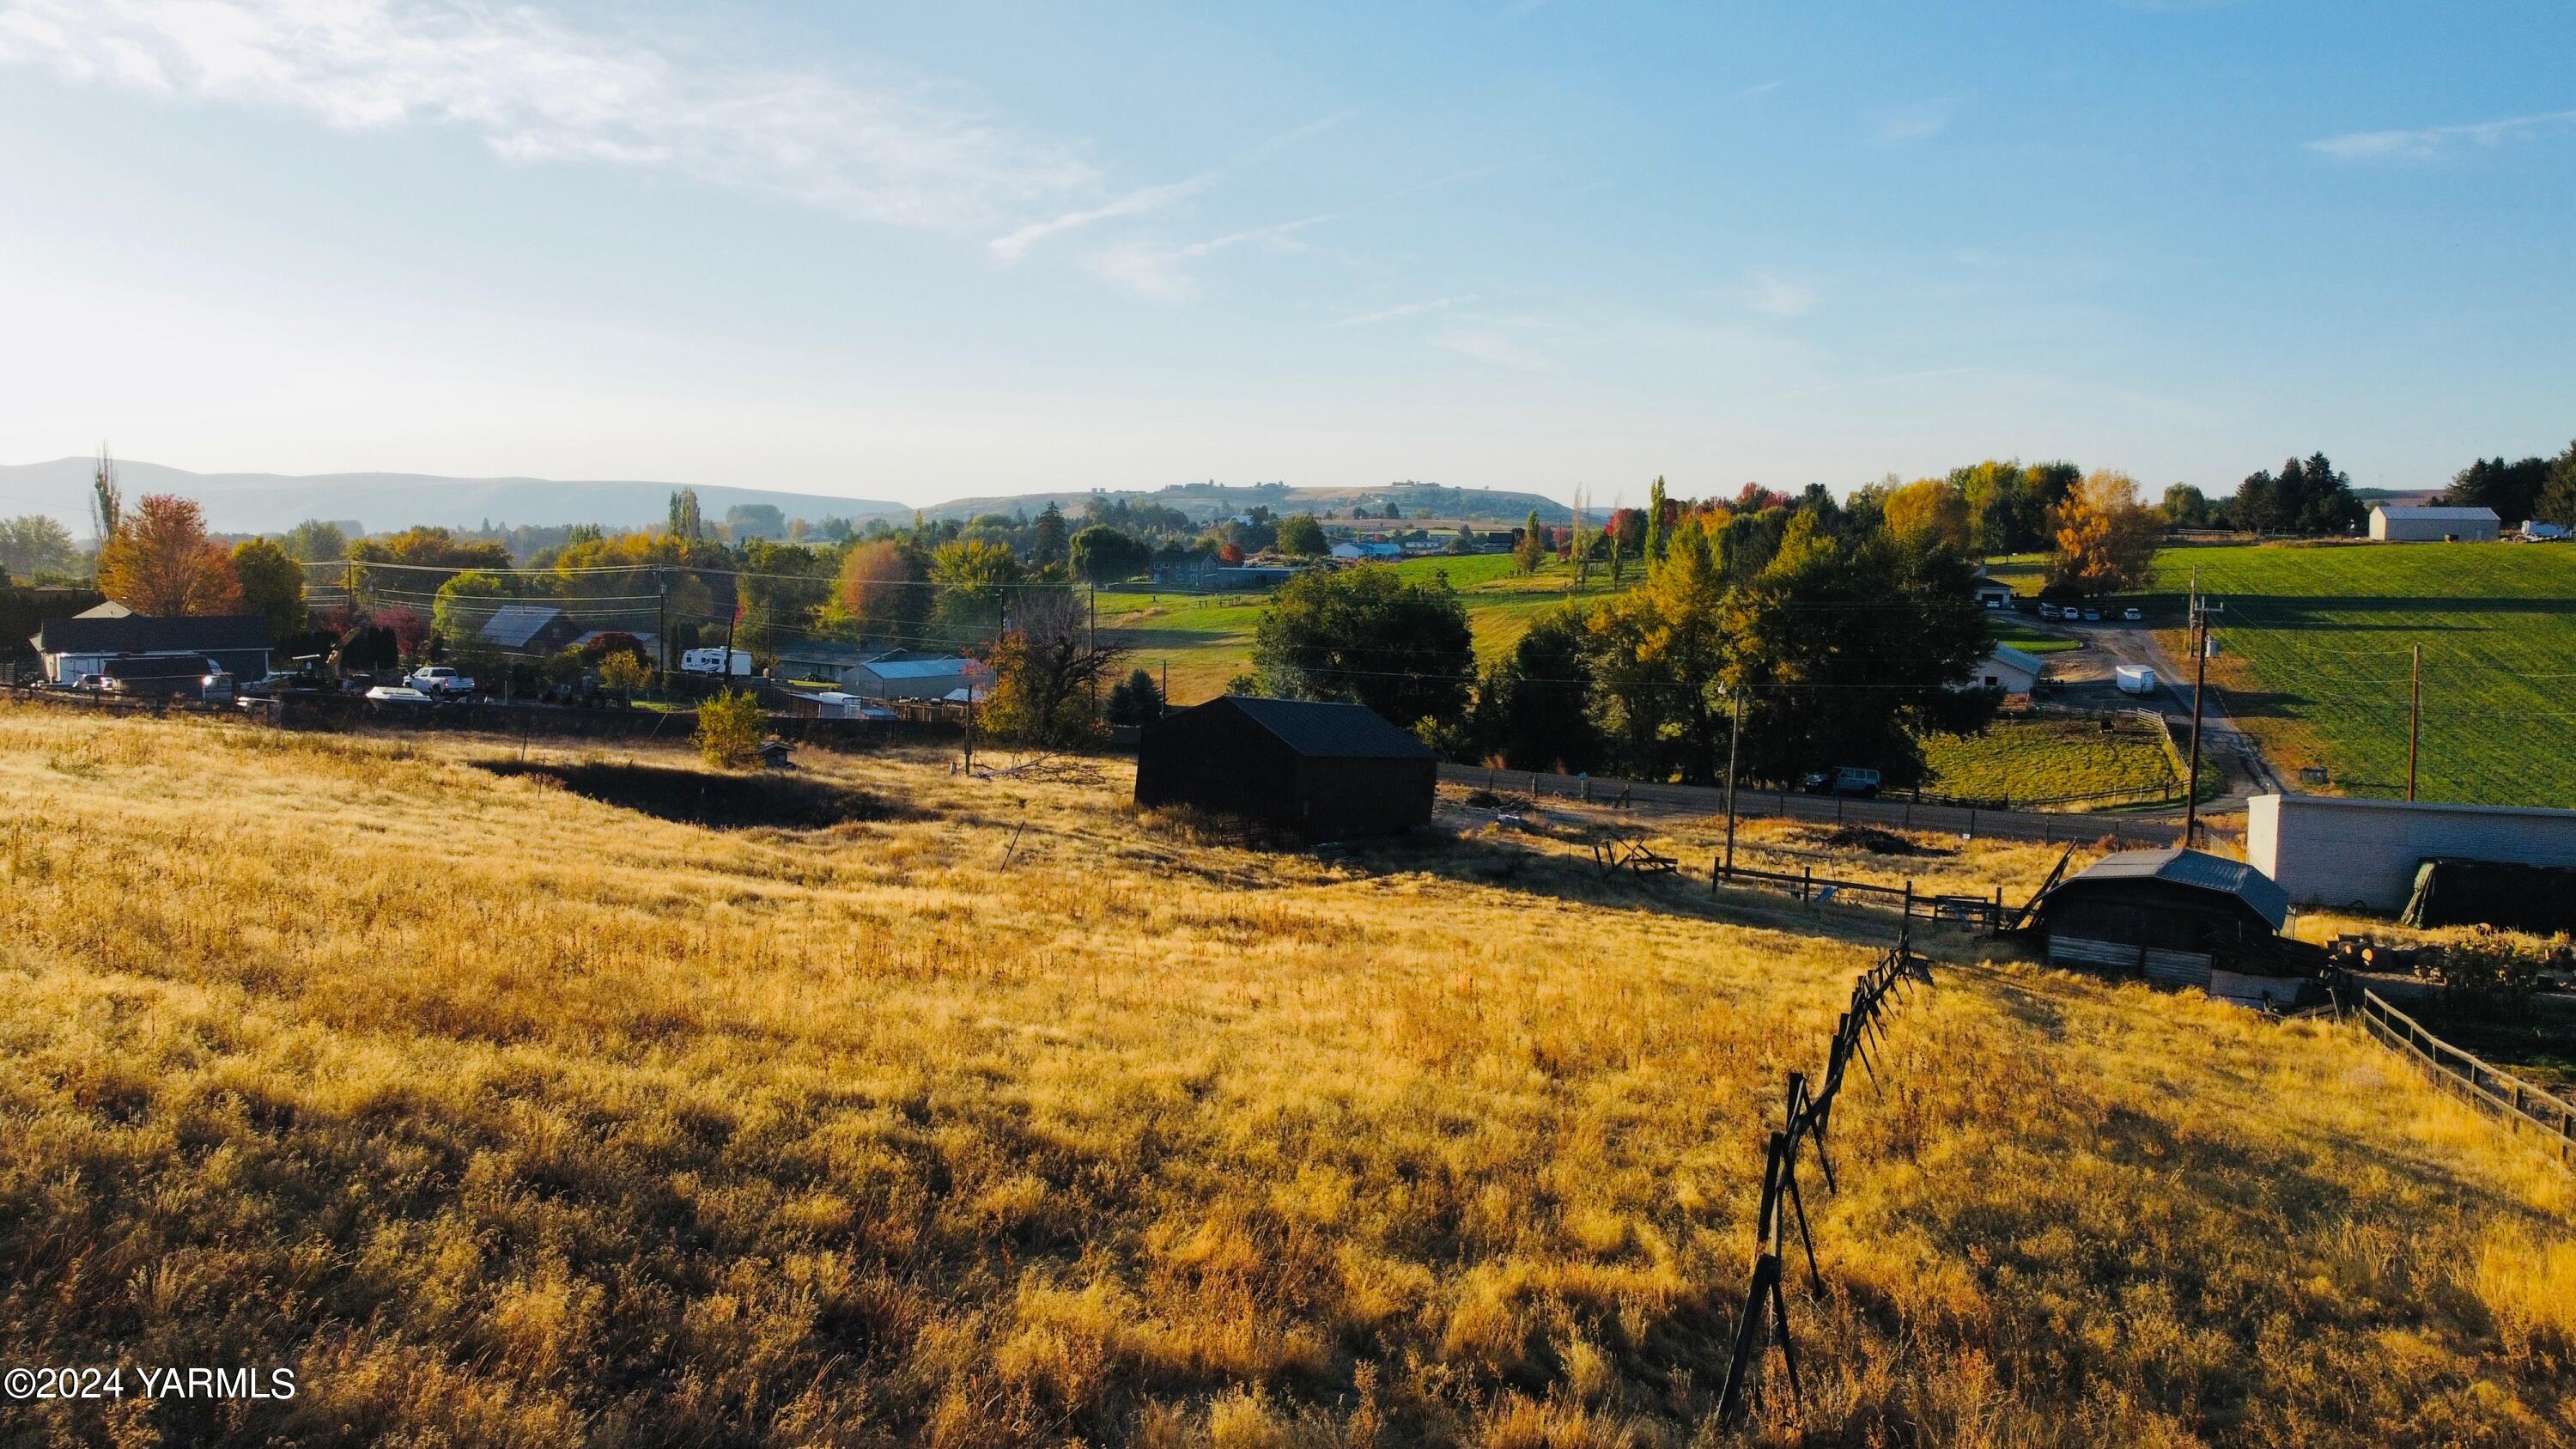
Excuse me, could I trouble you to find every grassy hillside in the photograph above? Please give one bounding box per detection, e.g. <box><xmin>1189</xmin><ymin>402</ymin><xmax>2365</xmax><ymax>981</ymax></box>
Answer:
<box><xmin>3</xmin><ymin>706</ymin><xmax>2571</xmax><ymax>1446</ymax></box>
<box><xmin>1099</xmin><ymin>556</ymin><xmax>1632</xmax><ymax>704</ymax></box>
<box><xmin>2152</xmin><ymin>542</ymin><xmax>2576</xmax><ymax>807</ymax></box>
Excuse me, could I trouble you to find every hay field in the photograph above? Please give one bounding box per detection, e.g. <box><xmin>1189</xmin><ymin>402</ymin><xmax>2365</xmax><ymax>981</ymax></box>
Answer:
<box><xmin>2</xmin><ymin>704</ymin><xmax>2571</xmax><ymax>1446</ymax></box>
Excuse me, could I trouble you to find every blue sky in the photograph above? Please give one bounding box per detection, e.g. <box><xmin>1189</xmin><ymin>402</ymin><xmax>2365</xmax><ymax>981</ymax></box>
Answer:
<box><xmin>0</xmin><ymin>0</ymin><xmax>2568</xmax><ymax>509</ymax></box>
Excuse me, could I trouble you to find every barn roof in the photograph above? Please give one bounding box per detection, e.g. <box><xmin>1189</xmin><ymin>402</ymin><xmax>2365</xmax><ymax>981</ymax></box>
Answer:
<box><xmin>33</xmin><ymin>613</ymin><xmax>274</xmax><ymax>655</ymax></box>
<box><xmin>1988</xmin><ymin>645</ymin><xmax>2045</xmax><ymax>675</ymax></box>
<box><xmin>859</xmin><ymin>657</ymin><xmax>981</xmax><ymax>679</ymax></box>
<box><xmin>1207</xmin><ymin>696</ymin><xmax>1437</xmax><ymax>760</ymax></box>
<box><xmin>477</xmin><ymin>603</ymin><xmax>564</xmax><ymax>648</ymax></box>
<box><xmin>2055</xmin><ymin>848</ymin><xmax>2290</xmax><ymax>931</ymax></box>
<box><xmin>2372</xmin><ymin>505</ymin><xmax>2500</xmax><ymax>521</ymax></box>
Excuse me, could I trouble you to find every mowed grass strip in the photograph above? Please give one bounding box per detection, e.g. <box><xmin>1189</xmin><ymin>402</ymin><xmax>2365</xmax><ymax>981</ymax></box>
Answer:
<box><xmin>1098</xmin><ymin>556</ymin><xmax>1639</xmax><ymax>705</ymax></box>
<box><xmin>2149</xmin><ymin>543</ymin><xmax>2576</xmax><ymax>807</ymax></box>
<box><xmin>1</xmin><ymin>706</ymin><xmax>2569</xmax><ymax>1446</ymax></box>
<box><xmin>1920</xmin><ymin>713</ymin><xmax>2180</xmax><ymax>807</ymax></box>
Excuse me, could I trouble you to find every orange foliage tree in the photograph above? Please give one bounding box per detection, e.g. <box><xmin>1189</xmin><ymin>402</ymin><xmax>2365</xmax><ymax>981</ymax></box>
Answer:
<box><xmin>2045</xmin><ymin>470</ymin><xmax>2160</xmax><ymax>597</ymax></box>
<box><xmin>95</xmin><ymin>495</ymin><xmax>241</xmax><ymax>615</ymax></box>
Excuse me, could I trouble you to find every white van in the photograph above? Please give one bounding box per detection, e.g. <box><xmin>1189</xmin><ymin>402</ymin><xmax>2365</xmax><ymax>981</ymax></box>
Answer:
<box><xmin>680</xmin><ymin>648</ymin><xmax>753</xmax><ymax>677</ymax></box>
<box><xmin>2114</xmin><ymin>665</ymin><xmax>2157</xmax><ymax>695</ymax></box>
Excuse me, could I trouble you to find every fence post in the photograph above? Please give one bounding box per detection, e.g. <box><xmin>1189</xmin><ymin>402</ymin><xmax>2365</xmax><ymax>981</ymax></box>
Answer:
<box><xmin>1801</xmin><ymin>864</ymin><xmax>1812</xmax><ymax>904</ymax></box>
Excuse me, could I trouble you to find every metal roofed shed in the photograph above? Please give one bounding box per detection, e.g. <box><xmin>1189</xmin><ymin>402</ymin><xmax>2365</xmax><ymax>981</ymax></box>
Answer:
<box><xmin>1133</xmin><ymin>695</ymin><xmax>1438</xmax><ymax>838</ymax></box>
<box><xmin>476</xmin><ymin>603</ymin><xmax>573</xmax><ymax>651</ymax></box>
<box><xmin>32</xmin><ymin>613</ymin><xmax>276</xmax><ymax>685</ymax></box>
<box><xmin>2369</xmin><ymin>504</ymin><xmax>2500</xmax><ymax>542</ymax></box>
<box><xmin>2029</xmin><ymin>848</ymin><xmax>2314</xmax><ymax>1005</ymax></box>
<box><xmin>848</xmin><ymin>655</ymin><xmax>992</xmax><ymax>701</ymax></box>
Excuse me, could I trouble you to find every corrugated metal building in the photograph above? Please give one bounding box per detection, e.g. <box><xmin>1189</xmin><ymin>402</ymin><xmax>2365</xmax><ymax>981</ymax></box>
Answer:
<box><xmin>2031</xmin><ymin>848</ymin><xmax>2293</xmax><ymax>995</ymax></box>
<box><xmin>1133</xmin><ymin>695</ymin><xmax>1437</xmax><ymax>838</ymax></box>
<box><xmin>2369</xmin><ymin>505</ymin><xmax>2500</xmax><ymax>542</ymax></box>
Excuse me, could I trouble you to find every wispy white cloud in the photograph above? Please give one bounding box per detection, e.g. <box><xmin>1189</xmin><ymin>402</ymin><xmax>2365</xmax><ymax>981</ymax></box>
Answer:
<box><xmin>1081</xmin><ymin>216</ymin><xmax>1330</xmax><ymax>302</ymax></box>
<box><xmin>987</xmin><ymin>175</ymin><xmax>1212</xmax><ymax>262</ymax></box>
<box><xmin>1736</xmin><ymin>79</ymin><xmax>1788</xmax><ymax>100</ymax></box>
<box><xmin>2306</xmin><ymin>107</ymin><xmax>2576</xmax><ymax>161</ymax></box>
<box><xmin>1431</xmin><ymin>326</ymin><xmax>1560</xmax><ymax>373</ymax></box>
<box><xmin>1869</xmin><ymin>97</ymin><xmax>1956</xmax><ymax>143</ymax></box>
<box><xmin>0</xmin><ymin>0</ymin><xmax>1090</xmax><ymax>231</ymax></box>
<box><xmin>1326</xmin><ymin>295</ymin><xmax>1475</xmax><ymax>330</ymax></box>
<box><xmin>986</xmin><ymin>107</ymin><xmax>1362</xmax><ymax>264</ymax></box>
<box><xmin>1742</xmin><ymin>271</ymin><xmax>1817</xmax><ymax>318</ymax></box>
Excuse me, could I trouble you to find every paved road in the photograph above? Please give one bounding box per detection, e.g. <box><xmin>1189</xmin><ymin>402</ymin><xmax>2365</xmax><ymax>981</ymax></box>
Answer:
<box><xmin>1440</xmin><ymin>763</ymin><xmax>2190</xmax><ymax>848</ymax></box>
<box><xmin>2043</xmin><ymin>614</ymin><xmax>2285</xmax><ymax>808</ymax></box>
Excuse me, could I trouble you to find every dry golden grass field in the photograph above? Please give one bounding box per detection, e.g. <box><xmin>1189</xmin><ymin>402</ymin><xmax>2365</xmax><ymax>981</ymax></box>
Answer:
<box><xmin>2</xmin><ymin>703</ymin><xmax>2572</xmax><ymax>1447</ymax></box>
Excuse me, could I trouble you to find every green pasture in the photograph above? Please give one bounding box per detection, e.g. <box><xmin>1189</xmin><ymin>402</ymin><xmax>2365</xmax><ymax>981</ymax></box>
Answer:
<box><xmin>2151</xmin><ymin>541</ymin><xmax>2576</xmax><ymax>807</ymax></box>
<box><xmin>1097</xmin><ymin>557</ymin><xmax>1638</xmax><ymax>703</ymax></box>
<box><xmin>1921</xmin><ymin>713</ymin><xmax>2182</xmax><ymax>808</ymax></box>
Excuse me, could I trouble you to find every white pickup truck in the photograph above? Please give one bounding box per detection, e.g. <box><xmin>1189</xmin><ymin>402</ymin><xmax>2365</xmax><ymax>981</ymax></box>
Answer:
<box><xmin>405</xmin><ymin>665</ymin><xmax>476</xmax><ymax>697</ymax></box>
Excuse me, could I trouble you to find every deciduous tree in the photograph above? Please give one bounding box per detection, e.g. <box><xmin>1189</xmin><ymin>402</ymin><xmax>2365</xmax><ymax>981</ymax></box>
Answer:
<box><xmin>96</xmin><ymin>494</ymin><xmax>241</xmax><ymax>615</ymax></box>
<box><xmin>1250</xmin><ymin>565</ymin><xmax>1474</xmax><ymax>734</ymax></box>
<box><xmin>230</xmin><ymin>537</ymin><xmax>308</xmax><ymax>636</ymax></box>
<box><xmin>2045</xmin><ymin>471</ymin><xmax>2160</xmax><ymax>597</ymax></box>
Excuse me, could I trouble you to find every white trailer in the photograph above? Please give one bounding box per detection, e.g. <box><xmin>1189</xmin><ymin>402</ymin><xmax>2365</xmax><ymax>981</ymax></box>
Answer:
<box><xmin>680</xmin><ymin>647</ymin><xmax>753</xmax><ymax>677</ymax></box>
<box><xmin>2114</xmin><ymin>664</ymin><xmax>2157</xmax><ymax>695</ymax></box>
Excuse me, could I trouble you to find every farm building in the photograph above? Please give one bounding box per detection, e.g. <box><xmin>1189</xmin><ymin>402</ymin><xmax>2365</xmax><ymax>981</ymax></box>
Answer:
<box><xmin>845</xmin><ymin>655</ymin><xmax>993</xmax><ymax>702</ymax></box>
<box><xmin>772</xmin><ymin>641</ymin><xmax>885</xmax><ymax>684</ymax></box>
<box><xmin>1329</xmin><ymin>541</ymin><xmax>1403</xmax><ymax>560</ymax></box>
<box><xmin>476</xmin><ymin>604</ymin><xmax>580</xmax><ymax>654</ymax></box>
<box><xmin>1133</xmin><ymin>695</ymin><xmax>1437</xmax><ymax>838</ymax></box>
<box><xmin>2369</xmin><ymin>504</ymin><xmax>2500</xmax><ymax>542</ymax></box>
<box><xmin>2029</xmin><ymin>848</ymin><xmax>2308</xmax><ymax>1005</ymax></box>
<box><xmin>1958</xmin><ymin>644</ymin><xmax>2044</xmax><ymax>694</ymax></box>
<box><xmin>32</xmin><ymin>612</ymin><xmax>274</xmax><ymax>685</ymax></box>
<box><xmin>2247</xmin><ymin>793</ymin><xmax>2576</xmax><ymax>924</ymax></box>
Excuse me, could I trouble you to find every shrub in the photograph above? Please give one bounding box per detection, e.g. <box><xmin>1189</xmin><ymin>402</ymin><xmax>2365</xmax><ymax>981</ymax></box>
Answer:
<box><xmin>598</xmin><ymin>652</ymin><xmax>651</xmax><ymax>694</ymax></box>
<box><xmin>694</xmin><ymin>690</ymin><xmax>766</xmax><ymax>769</ymax></box>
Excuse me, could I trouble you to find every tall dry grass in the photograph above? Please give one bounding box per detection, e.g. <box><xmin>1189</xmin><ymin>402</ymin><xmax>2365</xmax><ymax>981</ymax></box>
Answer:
<box><xmin>0</xmin><ymin>703</ymin><xmax>2568</xmax><ymax>1446</ymax></box>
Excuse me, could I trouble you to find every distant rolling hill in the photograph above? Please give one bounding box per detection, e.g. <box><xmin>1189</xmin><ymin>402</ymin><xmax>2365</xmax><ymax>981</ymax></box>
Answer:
<box><xmin>0</xmin><ymin>457</ymin><xmax>1574</xmax><ymax>538</ymax></box>
<box><xmin>0</xmin><ymin>458</ymin><xmax>908</xmax><ymax>538</ymax></box>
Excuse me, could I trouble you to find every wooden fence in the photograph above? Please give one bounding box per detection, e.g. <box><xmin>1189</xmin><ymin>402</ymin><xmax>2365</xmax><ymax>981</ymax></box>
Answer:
<box><xmin>1710</xmin><ymin>861</ymin><xmax>2009</xmax><ymax>934</ymax></box>
<box><xmin>2348</xmin><ymin>987</ymin><xmax>2576</xmax><ymax>1167</ymax></box>
<box><xmin>1716</xmin><ymin>924</ymin><xmax>1934</xmax><ymax>1426</ymax></box>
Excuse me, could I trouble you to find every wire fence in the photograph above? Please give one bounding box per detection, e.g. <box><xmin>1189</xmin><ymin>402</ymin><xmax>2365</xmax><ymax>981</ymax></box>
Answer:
<box><xmin>1715</xmin><ymin>922</ymin><xmax>1935</xmax><ymax>1427</ymax></box>
<box><xmin>2345</xmin><ymin>985</ymin><xmax>2576</xmax><ymax>1169</ymax></box>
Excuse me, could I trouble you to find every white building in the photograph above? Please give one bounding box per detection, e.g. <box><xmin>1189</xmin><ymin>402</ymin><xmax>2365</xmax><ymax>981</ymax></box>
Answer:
<box><xmin>2369</xmin><ymin>504</ymin><xmax>2499</xmax><ymax>542</ymax></box>
<box><xmin>1957</xmin><ymin>644</ymin><xmax>2045</xmax><ymax>694</ymax></box>
<box><xmin>1329</xmin><ymin>541</ymin><xmax>1403</xmax><ymax>560</ymax></box>
<box><xmin>2246</xmin><ymin>794</ymin><xmax>2576</xmax><ymax>910</ymax></box>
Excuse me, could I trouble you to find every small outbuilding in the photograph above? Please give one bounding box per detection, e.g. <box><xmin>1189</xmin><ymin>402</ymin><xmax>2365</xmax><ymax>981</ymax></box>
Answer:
<box><xmin>2030</xmin><ymin>848</ymin><xmax>2306</xmax><ymax>1002</ymax></box>
<box><xmin>1955</xmin><ymin>644</ymin><xmax>2044</xmax><ymax>695</ymax></box>
<box><xmin>845</xmin><ymin>655</ymin><xmax>993</xmax><ymax>702</ymax></box>
<box><xmin>2369</xmin><ymin>504</ymin><xmax>2500</xmax><ymax>542</ymax></box>
<box><xmin>1133</xmin><ymin>695</ymin><xmax>1437</xmax><ymax>838</ymax></box>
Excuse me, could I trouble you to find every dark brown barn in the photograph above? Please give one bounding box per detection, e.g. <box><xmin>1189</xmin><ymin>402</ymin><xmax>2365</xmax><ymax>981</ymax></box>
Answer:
<box><xmin>1133</xmin><ymin>695</ymin><xmax>1437</xmax><ymax>838</ymax></box>
<box><xmin>2032</xmin><ymin>847</ymin><xmax>2306</xmax><ymax>1002</ymax></box>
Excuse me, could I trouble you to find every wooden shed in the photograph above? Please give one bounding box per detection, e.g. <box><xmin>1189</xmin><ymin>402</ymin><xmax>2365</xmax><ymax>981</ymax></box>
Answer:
<box><xmin>1133</xmin><ymin>695</ymin><xmax>1437</xmax><ymax>838</ymax></box>
<box><xmin>2031</xmin><ymin>848</ymin><xmax>2298</xmax><ymax>998</ymax></box>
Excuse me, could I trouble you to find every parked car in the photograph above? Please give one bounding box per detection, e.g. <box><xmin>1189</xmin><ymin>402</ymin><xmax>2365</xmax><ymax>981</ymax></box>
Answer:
<box><xmin>365</xmin><ymin>685</ymin><xmax>440</xmax><ymax>707</ymax></box>
<box><xmin>2035</xmin><ymin>603</ymin><xmax>2057</xmax><ymax>619</ymax></box>
<box><xmin>2121</xmin><ymin>606</ymin><xmax>2143</xmax><ymax>622</ymax></box>
<box><xmin>198</xmin><ymin>669</ymin><xmax>236</xmax><ymax>703</ymax></box>
<box><xmin>71</xmin><ymin>673</ymin><xmax>112</xmax><ymax>693</ymax></box>
<box><xmin>405</xmin><ymin>666</ymin><xmax>476</xmax><ymax>697</ymax></box>
<box><xmin>2081</xmin><ymin>608</ymin><xmax>2102</xmax><ymax>621</ymax></box>
<box><xmin>1799</xmin><ymin>765</ymin><xmax>1883</xmax><ymax>798</ymax></box>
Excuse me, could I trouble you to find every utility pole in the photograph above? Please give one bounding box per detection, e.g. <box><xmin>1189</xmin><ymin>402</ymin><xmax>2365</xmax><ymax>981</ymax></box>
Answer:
<box><xmin>655</xmin><ymin>567</ymin><xmax>670</xmax><ymax>682</ymax></box>
<box><xmin>1088</xmin><ymin>581</ymin><xmax>1099</xmax><ymax>720</ymax></box>
<box><xmin>963</xmin><ymin>692</ymin><xmax>976</xmax><ymax>776</ymax></box>
<box><xmin>2408</xmin><ymin>642</ymin><xmax>2421</xmax><ymax>801</ymax></box>
<box><xmin>2184</xmin><ymin>570</ymin><xmax>2207</xmax><ymax>850</ymax></box>
<box><xmin>721</xmin><ymin>587</ymin><xmax>741</xmax><ymax>685</ymax></box>
<box><xmin>1723</xmin><ymin>688</ymin><xmax>1744</xmax><ymax>874</ymax></box>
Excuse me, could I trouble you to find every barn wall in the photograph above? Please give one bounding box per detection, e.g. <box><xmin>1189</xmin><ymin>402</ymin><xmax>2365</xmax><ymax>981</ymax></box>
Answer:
<box><xmin>1134</xmin><ymin>710</ymin><xmax>1298</xmax><ymax>822</ymax></box>
<box><xmin>1292</xmin><ymin>757</ymin><xmax>1436</xmax><ymax>837</ymax></box>
<box><xmin>2248</xmin><ymin>793</ymin><xmax>2576</xmax><ymax>910</ymax></box>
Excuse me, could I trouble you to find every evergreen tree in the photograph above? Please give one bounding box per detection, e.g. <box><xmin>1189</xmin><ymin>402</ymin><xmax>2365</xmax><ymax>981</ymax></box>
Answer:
<box><xmin>1643</xmin><ymin>476</ymin><xmax>1668</xmax><ymax>567</ymax></box>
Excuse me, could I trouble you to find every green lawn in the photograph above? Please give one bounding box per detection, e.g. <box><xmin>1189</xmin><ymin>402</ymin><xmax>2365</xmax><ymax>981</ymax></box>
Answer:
<box><xmin>2149</xmin><ymin>541</ymin><xmax>2576</xmax><ymax>807</ymax></box>
<box><xmin>1921</xmin><ymin>713</ymin><xmax>2183</xmax><ymax>808</ymax></box>
<box><xmin>1097</xmin><ymin>557</ymin><xmax>1637</xmax><ymax>703</ymax></box>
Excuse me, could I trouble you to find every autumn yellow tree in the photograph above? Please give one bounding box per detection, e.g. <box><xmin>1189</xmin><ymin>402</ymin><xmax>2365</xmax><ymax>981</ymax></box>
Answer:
<box><xmin>95</xmin><ymin>494</ymin><xmax>241</xmax><ymax>615</ymax></box>
<box><xmin>2045</xmin><ymin>470</ymin><xmax>2160</xmax><ymax>596</ymax></box>
<box><xmin>1881</xmin><ymin>478</ymin><xmax>1971</xmax><ymax>551</ymax></box>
